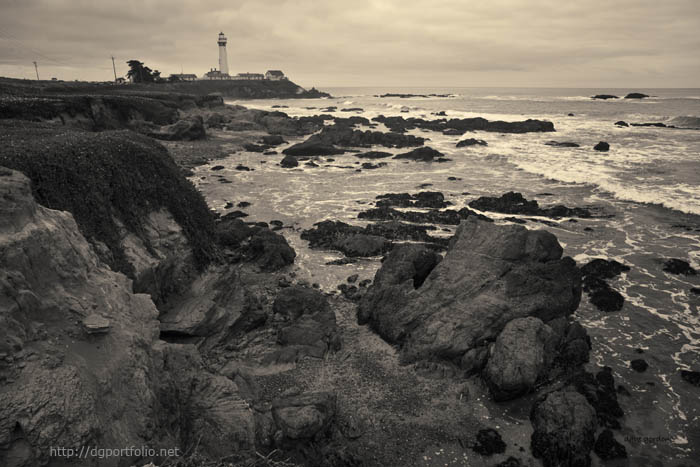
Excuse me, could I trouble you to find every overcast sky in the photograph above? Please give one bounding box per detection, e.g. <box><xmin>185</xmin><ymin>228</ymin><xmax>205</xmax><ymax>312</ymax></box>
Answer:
<box><xmin>1</xmin><ymin>0</ymin><xmax>699</xmax><ymax>88</ymax></box>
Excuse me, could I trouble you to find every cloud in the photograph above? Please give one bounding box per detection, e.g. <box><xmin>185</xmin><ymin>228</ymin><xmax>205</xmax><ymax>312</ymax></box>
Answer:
<box><xmin>0</xmin><ymin>0</ymin><xmax>698</xmax><ymax>86</ymax></box>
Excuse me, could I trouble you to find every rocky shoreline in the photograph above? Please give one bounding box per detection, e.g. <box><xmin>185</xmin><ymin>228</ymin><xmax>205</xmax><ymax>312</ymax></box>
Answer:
<box><xmin>1</xmin><ymin>84</ymin><xmax>698</xmax><ymax>467</ymax></box>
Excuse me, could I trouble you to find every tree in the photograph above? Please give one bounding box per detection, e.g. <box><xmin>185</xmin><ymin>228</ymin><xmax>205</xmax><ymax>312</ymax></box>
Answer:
<box><xmin>126</xmin><ymin>60</ymin><xmax>158</xmax><ymax>83</ymax></box>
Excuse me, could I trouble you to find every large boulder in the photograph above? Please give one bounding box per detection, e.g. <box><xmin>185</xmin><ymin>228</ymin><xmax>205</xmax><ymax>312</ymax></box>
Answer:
<box><xmin>530</xmin><ymin>390</ymin><xmax>598</xmax><ymax>467</ymax></box>
<box><xmin>271</xmin><ymin>392</ymin><xmax>336</xmax><ymax>442</ymax></box>
<box><xmin>484</xmin><ymin>317</ymin><xmax>558</xmax><ymax>401</ymax></box>
<box><xmin>358</xmin><ymin>218</ymin><xmax>581</xmax><ymax>368</ymax></box>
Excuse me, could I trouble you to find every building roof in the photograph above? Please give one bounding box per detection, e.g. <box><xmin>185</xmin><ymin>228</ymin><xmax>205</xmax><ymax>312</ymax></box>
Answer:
<box><xmin>266</xmin><ymin>70</ymin><xmax>284</xmax><ymax>76</ymax></box>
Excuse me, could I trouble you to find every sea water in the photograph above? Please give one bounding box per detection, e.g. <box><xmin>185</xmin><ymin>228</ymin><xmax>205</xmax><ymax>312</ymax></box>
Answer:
<box><xmin>193</xmin><ymin>87</ymin><xmax>700</xmax><ymax>465</ymax></box>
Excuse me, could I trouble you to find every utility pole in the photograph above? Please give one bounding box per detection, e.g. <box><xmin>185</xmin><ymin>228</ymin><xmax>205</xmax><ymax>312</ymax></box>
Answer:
<box><xmin>33</xmin><ymin>61</ymin><xmax>39</xmax><ymax>80</ymax></box>
<box><xmin>111</xmin><ymin>56</ymin><xmax>117</xmax><ymax>82</ymax></box>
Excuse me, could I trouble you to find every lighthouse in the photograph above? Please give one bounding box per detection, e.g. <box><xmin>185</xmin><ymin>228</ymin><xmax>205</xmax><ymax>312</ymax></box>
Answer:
<box><xmin>217</xmin><ymin>32</ymin><xmax>229</xmax><ymax>76</ymax></box>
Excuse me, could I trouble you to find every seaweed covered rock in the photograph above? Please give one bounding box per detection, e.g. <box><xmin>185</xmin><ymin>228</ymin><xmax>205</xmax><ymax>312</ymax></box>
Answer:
<box><xmin>0</xmin><ymin>123</ymin><xmax>218</xmax><ymax>279</ymax></box>
<box><xmin>530</xmin><ymin>390</ymin><xmax>597</xmax><ymax>467</ymax></box>
<box><xmin>358</xmin><ymin>218</ymin><xmax>581</xmax><ymax>367</ymax></box>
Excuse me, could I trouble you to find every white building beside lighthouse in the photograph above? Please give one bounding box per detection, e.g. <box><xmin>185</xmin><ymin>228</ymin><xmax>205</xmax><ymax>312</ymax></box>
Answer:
<box><xmin>217</xmin><ymin>32</ymin><xmax>229</xmax><ymax>76</ymax></box>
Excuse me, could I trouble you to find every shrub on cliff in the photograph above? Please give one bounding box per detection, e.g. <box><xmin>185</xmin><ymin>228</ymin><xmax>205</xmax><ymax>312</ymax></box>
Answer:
<box><xmin>0</xmin><ymin>121</ymin><xmax>218</xmax><ymax>277</ymax></box>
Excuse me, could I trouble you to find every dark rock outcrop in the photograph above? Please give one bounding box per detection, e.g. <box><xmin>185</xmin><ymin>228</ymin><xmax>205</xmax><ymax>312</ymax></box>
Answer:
<box><xmin>393</xmin><ymin>146</ymin><xmax>448</xmax><ymax>162</ymax></box>
<box><xmin>530</xmin><ymin>390</ymin><xmax>597</xmax><ymax>467</ymax></box>
<box><xmin>373</xmin><ymin>115</ymin><xmax>555</xmax><ymax>134</ymax></box>
<box><xmin>280</xmin><ymin>154</ymin><xmax>300</xmax><ymax>168</ymax></box>
<box><xmin>594</xmin><ymin>141</ymin><xmax>610</xmax><ymax>151</ymax></box>
<box><xmin>545</xmin><ymin>141</ymin><xmax>580</xmax><ymax>148</ymax></box>
<box><xmin>355</xmin><ymin>151</ymin><xmax>393</xmax><ymax>159</ymax></box>
<box><xmin>681</xmin><ymin>370</ymin><xmax>700</xmax><ymax>386</ymax></box>
<box><xmin>283</xmin><ymin>125</ymin><xmax>424</xmax><ymax>157</ymax></box>
<box><xmin>615</xmin><ymin>121</ymin><xmax>629</xmax><ymax>127</ymax></box>
<box><xmin>625</xmin><ymin>93</ymin><xmax>649</xmax><ymax>99</ymax></box>
<box><xmin>592</xmin><ymin>94</ymin><xmax>618</xmax><ymax>99</ymax></box>
<box><xmin>594</xmin><ymin>429</ymin><xmax>628</xmax><ymax>460</ymax></box>
<box><xmin>358</xmin><ymin>205</ymin><xmax>489</xmax><ymax>225</ymax></box>
<box><xmin>471</xmin><ymin>428</ymin><xmax>506</xmax><ymax>456</ymax></box>
<box><xmin>456</xmin><ymin>138</ymin><xmax>488</xmax><ymax>147</ymax></box>
<box><xmin>358</xmin><ymin>218</ymin><xmax>582</xmax><ymax>369</ymax></box>
<box><xmin>581</xmin><ymin>259</ymin><xmax>630</xmax><ymax>312</ymax></box>
<box><xmin>468</xmin><ymin>192</ymin><xmax>592</xmax><ymax>218</ymax></box>
<box><xmin>376</xmin><ymin>192</ymin><xmax>448</xmax><ymax>209</ymax></box>
<box><xmin>662</xmin><ymin>258</ymin><xmax>697</xmax><ymax>275</ymax></box>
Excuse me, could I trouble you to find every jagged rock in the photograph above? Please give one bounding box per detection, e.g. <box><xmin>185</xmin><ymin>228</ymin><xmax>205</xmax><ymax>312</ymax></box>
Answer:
<box><xmin>82</xmin><ymin>314</ymin><xmax>110</xmax><ymax>334</ymax></box>
<box><xmin>594</xmin><ymin>141</ymin><xmax>610</xmax><ymax>151</ymax></box>
<box><xmin>393</xmin><ymin>146</ymin><xmax>448</xmax><ymax>162</ymax></box>
<box><xmin>580</xmin><ymin>259</ymin><xmax>629</xmax><ymax>312</ymax></box>
<box><xmin>471</xmin><ymin>428</ymin><xmax>506</xmax><ymax>456</ymax></box>
<box><xmin>358</xmin><ymin>205</ymin><xmax>488</xmax><ymax>225</ymax></box>
<box><xmin>485</xmin><ymin>317</ymin><xmax>558</xmax><ymax>401</ymax></box>
<box><xmin>284</xmin><ymin>125</ymin><xmax>424</xmax><ymax>157</ymax></box>
<box><xmin>456</xmin><ymin>138</ymin><xmax>488</xmax><ymax>147</ymax></box>
<box><xmin>247</xmin><ymin>227</ymin><xmax>296</xmax><ymax>271</ymax></box>
<box><xmin>594</xmin><ymin>429</ymin><xmax>628</xmax><ymax>460</ymax></box>
<box><xmin>358</xmin><ymin>218</ymin><xmax>581</xmax><ymax>367</ymax></box>
<box><xmin>530</xmin><ymin>390</ymin><xmax>598</xmax><ymax>467</ymax></box>
<box><xmin>570</xmin><ymin>367</ymin><xmax>624</xmax><ymax>429</ymax></box>
<box><xmin>373</xmin><ymin>115</ymin><xmax>555</xmax><ymax>134</ymax></box>
<box><xmin>271</xmin><ymin>392</ymin><xmax>336</xmax><ymax>441</ymax></box>
<box><xmin>335</xmin><ymin>234</ymin><xmax>390</xmax><ymax>257</ymax></box>
<box><xmin>662</xmin><ymin>258</ymin><xmax>697</xmax><ymax>275</ymax></box>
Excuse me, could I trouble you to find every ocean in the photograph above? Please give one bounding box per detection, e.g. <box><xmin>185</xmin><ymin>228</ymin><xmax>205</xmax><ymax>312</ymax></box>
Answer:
<box><xmin>193</xmin><ymin>87</ymin><xmax>700</xmax><ymax>465</ymax></box>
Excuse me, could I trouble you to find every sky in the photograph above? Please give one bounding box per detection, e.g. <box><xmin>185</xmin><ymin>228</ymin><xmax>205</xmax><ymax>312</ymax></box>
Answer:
<box><xmin>0</xmin><ymin>0</ymin><xmax>699</xmax><ymax>88</ymax></box>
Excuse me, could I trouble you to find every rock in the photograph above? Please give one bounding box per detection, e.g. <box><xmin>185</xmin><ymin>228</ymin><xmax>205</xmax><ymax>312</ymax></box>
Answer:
<box><xmin>82</xmin><ymin>314</ymin><xmax>110</xmax><ymax>334</ymax></box>
<box><xmin>615</xmin><ymin>121</ymin><xmax>629</xmax><ymax>127</ymax></box>
<box><xmin>530</xmin><ymin>390</ymin><xmax>598</xmax><ymax>467</ymax></box>
<box><xmin>272</xmin><ymin>287</ymin><xmax>339</xmax><ymax>361</ymax></box>
<box><xmin>211</xmin><ymin>165</ymin><xmax>225</xmax><ymax>171</ymax></box>
<box><xmin>680</xmin><ymin>370</ymin><xmax>700</xmax><ymax>386</ymax></box>
<box><xmin>282</xmin><ymin>142</ymin><xmax>345</xmax><ymax>157</ymax></box>
<box><xmin>625</xmin><ymin>93</ymin><xmax>649</xmax><ymax>99</ymax></box>
<box><xmin>691</xmin><ymin>287</ymin><xmax>700</xmax><ymax>295</ymax></box>
<box><xmin>594</xmin><ymin>141</ymin><xmax>610</xmax><ymax>151</ymax></box>
<box><xmin>271</xmin><ymin>392</ymin><xmax>336</xmax><ymax>441</ymax></box>
<box><xmin>335</xmin><ymin>234</ymin><xmax>391</xmax><ymax>257</ymax></box>
<box><xmin>630</xmin><ymin>359</ymin><xmax>648</xmax><ymax>372</ymax></box>
<box><xmin>355</xmin><ymin>151</ymin><xmax>393</xmax><ymax>159</ymax></box>
<box><xmin>592</xmin><ymin>94</ymin><xmax>618</xmax><ymax>99</ymax></box>
<box><xmin>570</xmin><ymin>367</ymin><xmax>624</xmax><ymax>429</ymax></box>
<box><xmin>347</xmin><ymin>274</ymin><xmax>359</xmax><ymax>283</ymax></box>
<box><xmin>456</xmin><ymin>138</ymin><xmax>488</xmax><ymax>147</ymax></box>
<box><xmin>261</xmin><ymin>135</ymin><xmax>287</xmax><ymax>146</ymax></box>
<box><xmin>341</xmin><ymin>107</ymin><xmax>363</xmax><ymax>112</ymax></box>
<box><xmin>468</xmin><ymin>191</ymin><xmax>592</xmax><ymax>218</ymax></box>
<box><xmin>247</xmin><ymin>227</ymin><xmax>296</xmax><ymax>271</ymax></box>
<box><xmin>281</xmin><ymin>154</ymin><xmax>299</xmax><ymax>168</ymax></box>
<box><xmin>485</xmin><ymin>317</ymin><xmax>557</xmax><ymax>401</ymax></box>
<box><xmin>361</xmin><ymin>162</ymin><xmax>385</xmax><ymax>170</ymax></box>
<box><xmin>471</xmin><ymin>428</ymin><xmax>506</xmax><ymax>456</ymax></box>
<box><xmin>284</xmin><ymin>125</ymin><xmax>424</xmax><ymax>157</ymax></box>
<box><xmin>581</xmin><ymin>259</ymin><xmax>630</xmax><ymax>279</ymax></box>
<box><xmin>594</xmin><ymin>429</ymin><xmax>628</xmax><ymax>460</ymax></box>
<box><xmin>358</xmin><ymin>218</ymin><xmax>581</xmax><ymax>368</ymax></box>
<box><xmin>0</xmin><ymin>169</ymin><xmax>254</xmax><ymax>465</ymax></box>
<box><xmin>581</xmin><ymin>259</ymin><xmax>629</xmax><ymax>312</ymax></box>
<box><xmin>235</xmin><ymin>164</ymin><xmax>251</xmax><ymax>171</ymax></box>
<box><xmin>443</xmin><ymin>128</ymin><xmax>464</xmax><ymax>135</ymax></box>
<box><xmin>151</xmin><ymin>115</ymin><xmax>206</xmax><ymax>141</ymax></box>
<box><xmin>662</xmin><ymin>258</ymin><xmax>697</xmax><ymax>275</ymax></box>
<box><xmin>305</xmin><ymin>161</ymin><xmax>319</xmax><ymax>167</ymax></box>
<box><xmin>358</xmin><ymin>205</ymin><xmax>488</xmax><ymax>225</ymax></box>
<box><xmin>393</xmin><ymin>146</ymin><xmax>448</xmax><ymax>162</ymax></box>
<box><xmin>545</xmin><ymin>141</ymin><xmax>580</xmax><ymax>147</ymax></box>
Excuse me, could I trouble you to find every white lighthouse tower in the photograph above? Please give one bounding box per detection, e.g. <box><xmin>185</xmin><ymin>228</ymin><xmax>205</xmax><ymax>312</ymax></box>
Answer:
<box><xmin>217</xmin><ymin>32</ymin><xmax>229</xmax><ymax>76</ymax></box>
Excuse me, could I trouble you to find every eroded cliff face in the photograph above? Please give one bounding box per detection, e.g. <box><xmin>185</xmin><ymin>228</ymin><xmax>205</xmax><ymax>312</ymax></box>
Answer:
<box><xmin>0</xmin><ymin>168</ymin><xmax>254</xmax><ymax>467</ymax></box>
